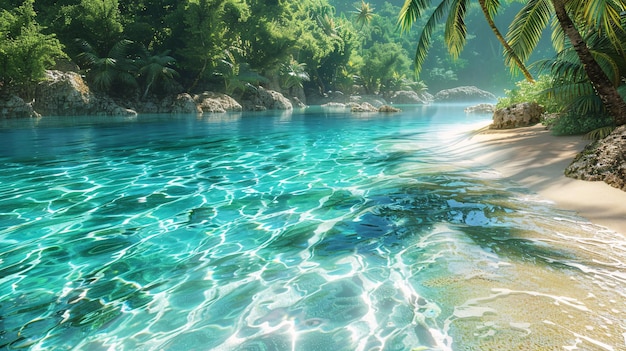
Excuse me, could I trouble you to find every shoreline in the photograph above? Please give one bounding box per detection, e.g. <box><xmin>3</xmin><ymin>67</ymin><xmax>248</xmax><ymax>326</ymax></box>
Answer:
<box><xmin>465</xmin><ymin>123</ymin><xmax>626</xmax><ymax>235</ymax></box>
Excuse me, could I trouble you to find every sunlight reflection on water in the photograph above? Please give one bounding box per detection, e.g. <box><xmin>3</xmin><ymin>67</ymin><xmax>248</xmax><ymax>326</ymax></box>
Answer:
<box><xmin>0</xmin><ymin>105</ymin><xmax>625</xmax><ymax>351</ymax></box>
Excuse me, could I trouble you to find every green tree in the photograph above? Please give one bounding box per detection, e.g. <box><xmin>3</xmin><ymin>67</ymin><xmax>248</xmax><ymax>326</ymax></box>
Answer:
<box><xmin>360</xmin><ymin>42</ymin><xmax>411</xmax><ymax>94</ymax></box>
<box><xmin>76</xmin><ymin>39</ymin><xmax>137</xmax><ymax>95</ymax></box>
<box><xmin>506</xmin><ymin>0</ymin><xmax>626</xmax><ymax>125</ymax></box>
<box><xmin>173</xmin><ymin>0</ymin><xmax>249</xmax><ymax>91</ymax></box>
<box><xmin>397</xmin><ymin>0</ymin><xmax>532</xmax><ymax>81</ymax></box>
<box><xmin>117</xmin><ymin>0</ymin><xmax>179</xmax><ymax>50</ymax></box>
<box><xmin>279</xmin><ymin>57</ymin><xmax>310</xmax><ymax>95</ymax></box>
<box><xmin>0</xmin><ymin>0</ymin><xmax>65</xmax><ymax>94</ymax></box>
<box><xmin>137</xmin><ymin>48</ymin><xmax>178</xmax><ymax>99</ymax></box>
<box><xmin>352</xmin><ymin>1</ymin><xmax>375</xmax><ymax>29</ymax></box>
<box><xmin>215</xmin><ymin>47</ymin><xmax>267</xmax><ymax>96</ymax></box>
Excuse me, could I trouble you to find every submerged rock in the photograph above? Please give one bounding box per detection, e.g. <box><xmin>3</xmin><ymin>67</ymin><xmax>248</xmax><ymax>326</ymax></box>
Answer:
<box><xmin>565</xmin><ymin>125</ymin><xmax>626</xmax><ymax>190</ymax></box>
<box><xmin>491</xmin><ymin>102</ymin><xmax>543</xmax><ymax>129</ymax></box>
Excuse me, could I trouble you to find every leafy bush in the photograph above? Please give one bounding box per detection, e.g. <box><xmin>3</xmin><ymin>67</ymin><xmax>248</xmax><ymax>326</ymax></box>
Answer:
<box><xmin>0</xmin><ymin>0</ymin><xmax>65</xmax><ymax>93</ymax></box>
<box><xmin>496</xmin><ymin>75</ymin><xmax>560</xmax><ymax>113</ymax></box>
<box><xmin>548</xmin><ymin>112</ymin><xmax>614</xmax><ymax>136</ymax></box>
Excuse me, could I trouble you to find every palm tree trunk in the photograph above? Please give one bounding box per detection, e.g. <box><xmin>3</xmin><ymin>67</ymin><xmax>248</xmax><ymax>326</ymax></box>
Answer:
<box><xmin>477</xmin><ymin>0</ymin><xmax>534</xmax><ymax>83</ymax></box>
<box><xmin>552</xmin><ymin>0</ymin><xmax>626</xmax><ymax>126</ymax></box>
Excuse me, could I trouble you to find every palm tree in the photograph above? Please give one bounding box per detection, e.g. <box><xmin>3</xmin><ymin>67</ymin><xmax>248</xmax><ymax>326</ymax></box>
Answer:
<box><xmin>280</xmin><ymin>57</ymin><xmax>310</xmax><ymax>95</ymax></box>
<box><xmin>76</xmin><ymin>39</ymin><xmax>137</xmax><ymax>94</ymax></box>
<box><xmin>506</xmin><ymin>0</ymin><xmax>626</xmax><ymax>125</ymax></box>
<box><xmin>534</xmin><ymin>28</ymin><xmax>626</xmax><ymax>119</ymax></box>
<box><xmin>137</xmin><ymin>48</ymin><xmax>178</xmax><ymax>99</ymax></box>
<box><xmin>477</xmin><ymin>0</ymin><xmax>534</xmax><ymax>82</ymax></box>
<box><xmin>397</xmin><ymin>0</ymin><xmax>533</xmax><ymax>81</ymax></box>
<box><xmin>353</xmin><ymin>1</ymin><xmax>375</xmax><ymax>29</ymax></box>
<box><xmin>216</xmin><ymin>48</ymin><xmax>268</xmax><ymax>96</ymax></box>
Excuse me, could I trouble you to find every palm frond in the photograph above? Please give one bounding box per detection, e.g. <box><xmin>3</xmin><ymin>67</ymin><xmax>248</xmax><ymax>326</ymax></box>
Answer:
<box><xmin>506</xmin><ymin>0</ymin><xmax>553</xmax><ymax>65</ymax></box>
<box><xmin>590</xmin><ymin>50</ymin><xmax>620</xmax><ymax>85</ymax></box>
<box><xmin>550</xmin><ymin>17</ymin><xmax>566</xmax><ymax>52</ymax></box>
<box><xmin>482</xmin><ymin>0</ymin><xmax>501</xmax><ymax>19</ymax></box>
<box><xmin>584</xmin><ymin>126</ymin><xmax>616</xmax><ymax>140</ymax></box>
<box><xmin>444</xmin><ymin>0</ymin><xmax>469</xmax><ymax>59</ymax></box>
<box><xmin>401</xmin><ymin>0</ymin><xmax>454</xmax><ymax>77</ymax></box>
<box><xmin>108</xmin><ymin>39</ymin><xmax>133</xmax><ymax>61</ymax></box>
<box><xmin>398</xmin><ymin>0</ymin><xmax>431</xmax><ymax>33</ymax></box>
<box><xmin>573</xmin><ymin>0</ymin><xmax>624</xmax><ymax>41</ymax></box>
<box><xmin>568</xmin><ymin>89</ymin><xmax>605</xmax><ymax>116</ymax></box>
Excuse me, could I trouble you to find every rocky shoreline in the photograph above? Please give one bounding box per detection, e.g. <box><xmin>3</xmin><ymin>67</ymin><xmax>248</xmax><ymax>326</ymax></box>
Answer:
<box><xmin>0</xmin><ymin>70</ymin><xmax>497</xmax><ymax>118</ymax></box>
<box><xmin>2</xmin><ymin>70</ymin><xmax>623</xmax><ymax>192</ymax></box>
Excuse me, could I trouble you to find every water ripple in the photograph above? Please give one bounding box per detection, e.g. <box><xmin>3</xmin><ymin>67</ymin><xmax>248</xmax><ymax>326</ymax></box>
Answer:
<box><xmin>1</xmin><ymin>110</ymin><xmax>625</xmax><ymax>350</ymax></box>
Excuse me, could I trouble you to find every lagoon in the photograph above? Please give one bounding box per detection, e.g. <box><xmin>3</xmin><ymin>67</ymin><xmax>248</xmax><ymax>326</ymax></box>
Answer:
<box><xmin>1</xmin><ymin>105</ymin><xmax>625</xmax><ymax>350</ymax></box>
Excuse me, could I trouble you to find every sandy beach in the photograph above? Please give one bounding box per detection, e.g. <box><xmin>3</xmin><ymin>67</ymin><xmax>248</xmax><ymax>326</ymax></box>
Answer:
<box><xmin>466</xmin><ymin>123</ymin><xmax>626</xmax><ymax>235</ymax></box>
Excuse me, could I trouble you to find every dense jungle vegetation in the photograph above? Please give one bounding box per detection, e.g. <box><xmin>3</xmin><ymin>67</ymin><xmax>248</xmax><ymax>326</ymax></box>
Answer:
<box><xmin>1</xmin><ymin>0</ymin><xmax>626</xmax><ymax>135</ymax></box>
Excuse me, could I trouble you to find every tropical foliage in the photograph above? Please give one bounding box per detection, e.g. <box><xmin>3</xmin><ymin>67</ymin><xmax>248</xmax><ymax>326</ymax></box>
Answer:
<box><xmin>4</xmin><ymin>0</ymin><xmax>545</xmax><ymax>99</ymax></box>
<box><xmin>0</xmin><ymin>0</ymin><xmax>65</xmax><ymax>93</ymax></box>
<box><xmin>5</xmin><ymin>0</ymin><xmax>626</xmax><ymax>125</ymax></box>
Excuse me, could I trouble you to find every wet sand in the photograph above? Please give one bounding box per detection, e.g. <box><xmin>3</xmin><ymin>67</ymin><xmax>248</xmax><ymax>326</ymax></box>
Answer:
<box><xmin>466</xmin><ymin>123</ymin><xmax>626</xmax><ymax>235</ymax></box>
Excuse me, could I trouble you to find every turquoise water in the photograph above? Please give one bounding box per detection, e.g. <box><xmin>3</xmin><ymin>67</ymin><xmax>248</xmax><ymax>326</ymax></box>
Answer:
<box><xmin>1</xmin><ymin>105</ymin><xmax>625</xmax><ymax>350</ymax></box>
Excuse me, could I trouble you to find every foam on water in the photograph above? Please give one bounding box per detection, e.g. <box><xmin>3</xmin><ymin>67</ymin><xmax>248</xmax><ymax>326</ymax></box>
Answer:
<box><xmin>1</xmin><ymin>106</ymin><xmax>625</xmax><ymax>350</ymax></box>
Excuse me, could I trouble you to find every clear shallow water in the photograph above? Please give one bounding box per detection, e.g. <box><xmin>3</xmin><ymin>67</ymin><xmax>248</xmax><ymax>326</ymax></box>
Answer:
<box><xmin>0</xmin><ymin>105</ymin><xmax>625</xmax><ymax>351</ymax></box>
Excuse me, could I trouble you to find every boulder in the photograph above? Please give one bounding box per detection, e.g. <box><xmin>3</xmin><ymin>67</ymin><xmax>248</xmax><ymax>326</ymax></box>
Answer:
<box><xmin>349</xmin><ymin>95</ymin><xmax>387</xmax><ymax>107</ymax></box>
<box><xmin>0</xmin><ymin>95</ymin><xmax>40</xmax><ymax>118</ymax></box>
<box><xmin>33</xmin><ymin>70</ymin><xmax>136</xmax><ymax>116</ymax></box>
<box><xmin>195</xmin><ymin>92</ymin><xmax>242</xmax><ymax>113</ymax></box>
<box><xmin>171</xmin><ymin>93</ymin><xmax>201</xmax><ymax>114</ymax></box>
<box><xmin>378</xmin><ymin>105</ymin><xmax>401</xmax><ymax>113</ymax></box>
<box><xmin>349</xmin><ymin>102</ymin><xmax>378</xmax><ymax>112</ymax></box>
<box><xmin>565</xmin><ymin>125</ymin><xmax>626</xmax><ymax>190</ymax></box>
<box><xmin>240</xmin><ymin>85</ymin><xmax>292</xmax><ymax>111</ymax></box>
<box><xmin>289</xmin><ymin>96</ymin><xmax>307</xmax><ymax>109</ymax></box>
<box><xmin>465</xmin><ymin>103</ymin><xmax>496</xmax><ymax>114</ymax></box>
<box><xmin>434</xmin><ymin>86</ymin><xmax>497</xmax><ymax>102</ymax></box>
<box><xmin>321</xmin><ymin>102</ymin><xmax>348</xmax><ymax>109</ymax></box>
<box><xmin>491</xmin><ymin>102</ymin><xmax>544</xmax><ymax>129</ymax></box>
<box><xmin>388</xmin><ymin>90</ymin><xmax>432</xmax><ymax>104</ymax></box>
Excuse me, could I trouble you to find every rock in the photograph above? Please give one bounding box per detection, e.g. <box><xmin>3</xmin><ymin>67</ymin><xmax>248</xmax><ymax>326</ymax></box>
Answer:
<box><xmin>0</xmin><ymin>95</ymin><xmax>40</xmax><ymax>118</ymax></box>
<box><xmin>349</xmin><ymin>95</ymin><xmax>387</xmax><ymax>107</ymax></box>
<box><xmin>32</xmin><ymin>70</ymin><xmax>136</xmax><ymax>116</ymax></box>
<box><xmin>140</xmin><ymin>101</ymin><xmax>159</xmax><ymax>113</ymax></box>
<box><xmin>434</xmin><ymin>86</ymin><xmax>497</xmax><ymax>102</ymax></box>
<box><xmin>195</xmin><ymin>92</ymin><xmax>242</xmax><ymax>113</ymax></box>
<box><xmin>289</xmin><ymin>96</ymin><xmax>307</xmax><ymax>109</ymax></box>
<box><xmin>490</xmin><ymin>102</ymin><xmax>544</xmax><ymax>129</ymax></box>
<box><xmin>349</xmin><ymin>102</ymin><xmax>378</xmax><ymax>112</ymax></box>
<box><xmin>565</xmin><ymin>125</ymin><xmax>626</xmax><ymax>190</ymax></box>
<box><xmin>171</xmin><ymin>93</ymin><xmax>201</xmax><ymax>114</ymax></box>
<box><xmin>93</xmin><ymin>98</ymin><xmax>137</xmax><ymax>116</ymax></box>
<box><xmin>241</xmin><ymin>85</ymin><xmax>292</xmax><ymax>111</ymax></box>
<box><xmin>321</xmin><ymin>102</ymin><xmax>347</xmax><ymax>109</ymax></box>
<box><xmin>378</xmin><ymin>105</ymin><xmax>401</xmax><ymax>113</ymax></box>
<box><xmin>465</xmin><ymin>103</ymin><xmax>495</xmax><ymax>114</ymax></box>
<box><xmin>388</xmin><ymin>90</ymin><xmax>432</xmax><ymax>104</ymax></box>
